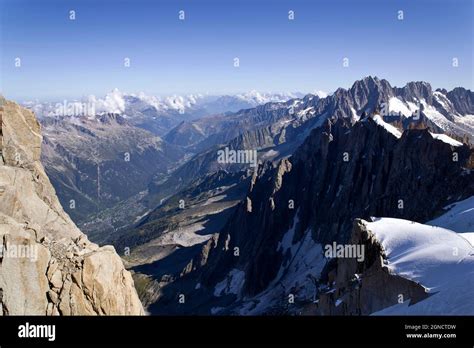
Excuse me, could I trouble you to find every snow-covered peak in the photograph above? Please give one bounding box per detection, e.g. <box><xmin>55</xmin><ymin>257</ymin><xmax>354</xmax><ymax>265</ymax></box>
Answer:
<box><xmin>312</xmin><ymin>90</ymin><xmax>328</xmax><ymax>98</ymax></box>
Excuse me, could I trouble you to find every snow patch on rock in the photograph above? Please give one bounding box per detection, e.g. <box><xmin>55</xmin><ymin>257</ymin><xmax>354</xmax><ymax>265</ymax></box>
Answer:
<box><xmin>388</xmin><ymin>97</ymin><xmax>412</xmax><ymax>117</ymax></box>
<box><xmin>372</xmin><ymin>115</ymin><xmax>402</xmax><ymax>138</ymax></box>
<box><xmin>429</xmin><ymin>132</ymin><xmax>463</xmax><ymax>147</ymax></box>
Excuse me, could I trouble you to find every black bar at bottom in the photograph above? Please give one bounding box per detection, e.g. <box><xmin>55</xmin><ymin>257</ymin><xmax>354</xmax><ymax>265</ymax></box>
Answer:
<box><xmin>0</xmin><ymin>316</ymin><xmax>472</xmax><ymax>346</ymax></box>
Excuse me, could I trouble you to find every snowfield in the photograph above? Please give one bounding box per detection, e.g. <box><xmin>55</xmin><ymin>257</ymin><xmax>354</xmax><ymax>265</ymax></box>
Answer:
<box><xmin>427</xmin><ymin>196</ymin><xmax>474</xmax><ymax>237</ymax></box>
<box><xmin>365</xmin><ymin>217</ymin><xmax>474</xmax><ymax>315</ymax></box>
<box><xmin>388</xmin><ymin>97</ymin><xmax>413</xmax><ymax>117</ymax></box>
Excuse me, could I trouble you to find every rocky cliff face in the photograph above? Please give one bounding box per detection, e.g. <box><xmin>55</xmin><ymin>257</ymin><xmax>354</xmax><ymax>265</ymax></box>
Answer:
<box><xmin>0</xmin><ymin>97</ymin><xmax>144</xmax><ymax>315</ymax></box>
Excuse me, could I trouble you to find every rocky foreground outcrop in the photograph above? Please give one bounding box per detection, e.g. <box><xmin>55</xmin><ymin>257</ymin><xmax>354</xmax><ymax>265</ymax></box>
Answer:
<box><xmin>0</xmin><ymin>97</ymin><xmax>144</xmax><ymax>315</ymax></box>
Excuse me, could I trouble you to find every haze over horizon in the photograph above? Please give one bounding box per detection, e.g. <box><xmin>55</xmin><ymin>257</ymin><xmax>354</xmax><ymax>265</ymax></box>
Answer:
<box><xmin>1</xmin><ymin>0</ymin><xmax>473</xmax><ymax>100</ymax></box>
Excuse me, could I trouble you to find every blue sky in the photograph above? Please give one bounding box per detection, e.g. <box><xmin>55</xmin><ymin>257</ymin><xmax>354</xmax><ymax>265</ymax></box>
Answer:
<box><xmin>1</xmin><ymin>0</ymin><xmax>472</xmax><ymax>100</ymax></box>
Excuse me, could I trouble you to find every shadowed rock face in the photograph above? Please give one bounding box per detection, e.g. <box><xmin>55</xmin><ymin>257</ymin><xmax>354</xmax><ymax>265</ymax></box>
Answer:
<box><xmin>446</xmin><ymin>87</ymin><xmax>474</xmax><ymax>116</ymax></box>
<box><xmin>0</xmin><ymin>98</ymin><xmax>144</xmax><ymax>315</ymax></box>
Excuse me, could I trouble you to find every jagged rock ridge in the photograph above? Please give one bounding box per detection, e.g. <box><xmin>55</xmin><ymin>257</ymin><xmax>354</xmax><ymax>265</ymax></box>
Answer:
<box><xmin>150</xmin><ymin>114</ymin><xmax>473</xmax><ymax>314</ymax></box>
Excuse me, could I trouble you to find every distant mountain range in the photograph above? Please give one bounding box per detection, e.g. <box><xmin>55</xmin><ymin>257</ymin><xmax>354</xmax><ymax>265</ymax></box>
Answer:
<box><xmin>144</xmin><ymin>77</ymin><xmax>474</xmax><ymax>220</ymax></box>
<box><xmin>23</xmin><ymin>90</ymin><xmax>304</xmax><ymax>135</ymax></box>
